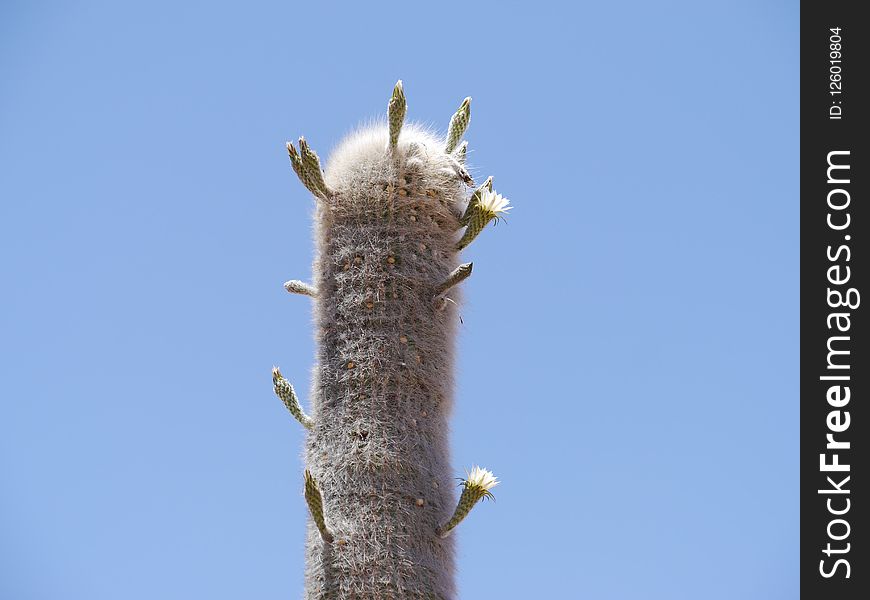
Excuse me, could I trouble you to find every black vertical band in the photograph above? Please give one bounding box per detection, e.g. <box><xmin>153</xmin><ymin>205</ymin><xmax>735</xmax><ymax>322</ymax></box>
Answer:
<box><xmin>801</xmin><ymin>3</ymin><xmax>868</xmax><ymax>597</ymax></box>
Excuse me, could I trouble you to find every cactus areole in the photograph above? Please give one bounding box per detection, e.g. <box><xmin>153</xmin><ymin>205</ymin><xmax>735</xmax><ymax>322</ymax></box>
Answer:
<box><xmin>275</xmin><ymin>81</ymin><xmax>508</xmax><ymax>599</ymax></box>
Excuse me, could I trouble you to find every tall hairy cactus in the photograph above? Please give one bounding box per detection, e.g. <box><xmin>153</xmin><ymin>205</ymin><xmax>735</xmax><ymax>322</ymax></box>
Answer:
<box><xmin>274</xmin><ymin>81</ymin><xmax>510</xmax><ymax>599</ymax></box>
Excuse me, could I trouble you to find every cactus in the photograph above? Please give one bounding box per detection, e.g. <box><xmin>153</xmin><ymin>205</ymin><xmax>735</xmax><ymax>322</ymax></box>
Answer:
<box><xmin>275</xmin><ymin>81</ymin><xmax>510</xmax><ymax>599</ymax></box>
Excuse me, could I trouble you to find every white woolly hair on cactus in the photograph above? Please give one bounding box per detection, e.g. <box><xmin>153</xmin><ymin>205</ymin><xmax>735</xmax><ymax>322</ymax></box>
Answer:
<box><xmin>276</xmin><ymin>81</ymin><xmax>510</xmax><ymax>600</ymax></box>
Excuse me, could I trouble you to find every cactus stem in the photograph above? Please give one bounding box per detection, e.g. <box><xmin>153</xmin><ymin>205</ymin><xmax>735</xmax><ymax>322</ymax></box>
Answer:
<box><xmin>445</xmin><ymin>96</ymin><xmax>471</xmax><ymax>153</ymax></box>
<box><xmin>434</xmin><ymin>263</ymin><xmax>473</xmax><ymax>297</ymax></box>
<box><xmin>436</xmin><ymin>466</ymin><xmax>498</xmax><ymax>538</ymax></box>
<box><xmin>388</xmin><ymin>80</ymin><xmax>407</xmax><ymax>151</ymax></box>
<box><xmin>304</xmin><ymin>470</ymin><xmax>334</xmax><ymax>543</ymax></box>
<box><xmin>272</xmin><ymin>367</ymin><xmax>314</xmax><ymax>430</ymax></box>
<box><xmin>284</xmin><ymin>280</ymin><xmax>317</xmax><ymax>298</ymax></box>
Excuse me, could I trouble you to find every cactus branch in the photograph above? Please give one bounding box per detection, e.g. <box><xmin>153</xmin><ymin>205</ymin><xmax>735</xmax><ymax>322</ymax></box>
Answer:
<box><xmin>284</xmin><ymin>280</ymin><xmax>317</xmax><ymax>298</ymax></box>
<box><xmin>272</xmin><ymin>367</ymin><xmax>314</xmax><ymax>430</ymax></box>
<box><xmin>436</xmin><ymin>466</ymin><xmax>498</xmax><ymax>538</ymax></box>
<box><xmin>388</xmin><ymin>80</ymin><xmax>407</xmax><ymax>150</ymax></box>
<box><xmin>434</xmin><ymin>263</ymin><xmax>473</xmax><ymax>297</ymax></box>
<box><xmin>445</xmin><ymin>97</ymin><xmax>471</xmax><ymax>153</ymax></box>
<box><xmin>304</xmin><ymin>470</ymin><xmax>334</xmax><ymax>543</ymax></box>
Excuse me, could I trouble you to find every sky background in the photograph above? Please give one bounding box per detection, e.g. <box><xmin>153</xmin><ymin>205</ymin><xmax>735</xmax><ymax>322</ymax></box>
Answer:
<box><xmin>0</xmin><ymin>1</ymin><xmax>798</xmax><ymax>598</ymax></box>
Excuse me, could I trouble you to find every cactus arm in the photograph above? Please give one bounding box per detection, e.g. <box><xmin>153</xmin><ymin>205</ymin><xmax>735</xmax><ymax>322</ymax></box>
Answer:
<box><xmin>388</xmin><ymin>80</ymin><xmax>406</xmax><ymax>150</ymax></box>
<box><xmin>272</xmin><ymin>367</ymin><xmax>314</xmax><ymax>430</ymax></box>
<box><xmin>283</xmin><ymin>280</ymin><xmax>317</xmax><ymax>298</ymax></box>
<box><xmin>304</xmin><ymin>470</ymin><xmax>334</xmax><ymax>543</ymax></box>
<box><xmin>445</xmin><ymin>96</ymin><xmax>471</xmax><ymax>153</ymax></box>
<box><xmin>434</xmin><ymin>262</ymin><xmax>473</xmax><ymax>297</ymax></box>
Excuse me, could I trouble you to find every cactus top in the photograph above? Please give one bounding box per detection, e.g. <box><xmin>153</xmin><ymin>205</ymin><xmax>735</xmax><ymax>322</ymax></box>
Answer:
<box><xmin>321</xmin><ymin>123</ymin><xmax>467</xmax><ymax>224</ymax></box>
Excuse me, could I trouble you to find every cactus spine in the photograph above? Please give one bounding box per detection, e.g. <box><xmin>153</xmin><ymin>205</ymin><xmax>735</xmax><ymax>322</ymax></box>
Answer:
<box><xmin>275</xmin><ymin>82</ymin><xmax>509</xmax><ymax>599</ymax></box>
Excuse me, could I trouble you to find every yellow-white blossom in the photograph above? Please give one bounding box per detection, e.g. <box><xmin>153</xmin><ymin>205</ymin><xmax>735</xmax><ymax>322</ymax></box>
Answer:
<box><xmin>477</xmin><ymin>189</ymin><xmax>511</xmax><ymax>223</ymax></box>
<box><xmin>464</xmin><ymin>465</ymin><xmax>499</xmax><ymax>496</ymax></box>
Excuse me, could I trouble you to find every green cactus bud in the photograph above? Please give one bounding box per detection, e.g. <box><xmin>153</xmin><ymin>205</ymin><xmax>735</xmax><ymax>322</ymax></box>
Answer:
<box><xmin>434</xmin><ymin>262</ymin><xmax>473</xmax><ymax>297</ymax></box>
<box><xmin>286</xmin><ymin>141</ymin><xmax>305</xmax><ymax>182</ymax></box>
<box><xmin>455</xmin><ymin>140</ymin><xmax>468</xmax><ymax>163</ymax></box>
<box><xmin>272</xmin><ymin>367</ymin><xmax>314</xmax><ymax>430</ymax></box>
<box><xmin>298</xmin><ymin>137</ymin><xmax>330</xmax><ymax>199</ymax></box>
<box><xmin>388</xmin><ymin>80</ymin><xmax>407</xmax><ymax>150</ymax></box>
<box><xmin>283</xmin><ymin>280</ymin><xmax>317</xmax><ymax>297</ymax></box>
<box><xmin>304</xmin><ymin>470</ymin><xmax>334</xmax><ymax>543</ymax></box>
<box><xmin>445</xmin><ymin>96</ymin><xmax>471</xmax><ymax>153</ymax></box>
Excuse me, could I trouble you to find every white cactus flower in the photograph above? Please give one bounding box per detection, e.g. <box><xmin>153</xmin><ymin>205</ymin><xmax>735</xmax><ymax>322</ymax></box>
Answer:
<box><xmin>465</xmin><ymin>466</ymin><xmax>499</xmax><ymax>496</ymax></box>
<box><xmin>477</xmin><ymin>189</ymin><xmax>511</xmax><ymax>223</ymax></box>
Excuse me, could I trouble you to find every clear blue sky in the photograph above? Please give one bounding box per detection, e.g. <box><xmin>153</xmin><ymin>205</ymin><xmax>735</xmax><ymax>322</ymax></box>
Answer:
<box><xmin>1</xmin><ymin>1</ymin><xmax>798</xmax><ymax>598</ymax></box>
